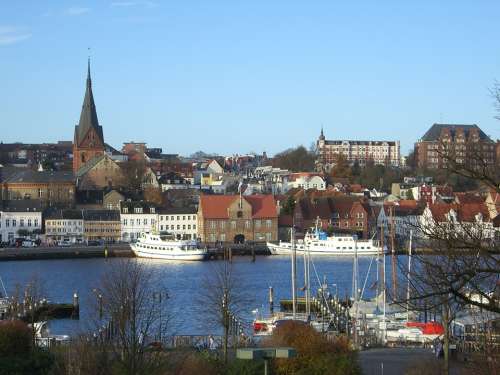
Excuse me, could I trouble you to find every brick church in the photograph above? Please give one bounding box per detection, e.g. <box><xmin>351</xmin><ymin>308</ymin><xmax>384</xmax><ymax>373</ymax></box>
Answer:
<box><xmin>73</xmin><ymin>60</ymin><xmax>105</xmax><ymax>174</ymax></box>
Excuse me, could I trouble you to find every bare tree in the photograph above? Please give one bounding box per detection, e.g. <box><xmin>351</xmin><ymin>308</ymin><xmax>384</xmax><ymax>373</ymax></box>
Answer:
<box><xmin>393</xmin><ymin>135</ymin><xmax>500</xmax><ymax>373</ymax></box>
<box><xmin>196</xmin><ymin>260</ymin><xmax>248</xmax><ymax>364</ymax></box>
<box><xmin>90</xmin><ymin>259</ymin><xmax>171</xmax><ymax>375</ymax></box>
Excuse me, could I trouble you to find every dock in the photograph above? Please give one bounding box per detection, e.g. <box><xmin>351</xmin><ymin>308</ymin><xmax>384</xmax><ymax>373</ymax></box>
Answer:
<box><xmin>206</xmin><ymin>243</ymin><xmax>270</xmax><ymax>260</ymax></box>
<box><xmin>0</xmin><ymin>245</ymin><xmax>134</xmax><ymax>261</ymax></box>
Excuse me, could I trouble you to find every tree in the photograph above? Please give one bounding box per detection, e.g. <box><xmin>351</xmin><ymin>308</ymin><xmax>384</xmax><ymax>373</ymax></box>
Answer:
<box><xmin>330</xmin><ymin>154</ymin><xmax>351</xmax><ymax>179</ymax></box>
<box><xmin>196</xmin><ymin>261</ymin><xmax>248</xmax><ymax>364</ymax></box>
<box><xmin>122</xmin><ymin>160</ymin><xmax>147</xmax><ymax>196</ymax></box>
<box><xmin>90</xmin><ymin>259</ymin><xmax>171</xmax><ymax>375</ymax></box>
<box><xmin>272</xmin><ymin>146</ymin><xmax>316</xmax><ymax>172</ymax></box>
<box><xmin>281</xmin><ymin>196</ymin><xmax>296</xmax><ymax>216</ymax></box>
<box><xmin>394</xmin><ymin>135</ymin><xmax>499</xmax><ymax>374</ymax></box>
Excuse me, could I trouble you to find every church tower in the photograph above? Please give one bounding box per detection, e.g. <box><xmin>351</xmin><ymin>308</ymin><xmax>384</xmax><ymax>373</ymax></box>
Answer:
<box><xmin>73</xmin><ymin>59</ymin><xmax>105</xmax><ymax>174</ymax></box>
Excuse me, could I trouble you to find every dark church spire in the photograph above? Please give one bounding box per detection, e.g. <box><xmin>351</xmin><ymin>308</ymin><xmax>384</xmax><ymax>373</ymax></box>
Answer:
<box><xmin>75</xmin><ymin>58</ymin><xmax>104</xmax><ymax>147</ymax></box>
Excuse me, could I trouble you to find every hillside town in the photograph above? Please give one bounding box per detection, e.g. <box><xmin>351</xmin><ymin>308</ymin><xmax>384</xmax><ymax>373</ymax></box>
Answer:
<box><xmin>0</xmin><ymin>62</ymin><xmax>499</xmax><ymax>249</ymax></box>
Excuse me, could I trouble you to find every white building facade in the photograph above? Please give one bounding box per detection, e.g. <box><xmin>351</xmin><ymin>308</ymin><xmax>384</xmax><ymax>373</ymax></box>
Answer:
<box><xmin>120</xmin><ymin>202</ymin><xmax>158</xmax><ymax>242</ymax></box>
<box><xmin>45</xmin><ymin>210</ymin><xmax>84</xmax><ymax>244</ymax></box>
<box><xmin>157</xmin><ymin>207</ymin><xmax>198</xmax><ymax>240</ymax></box>
<box><xmin>0</xmin><ymin>201</ymin><xmax>43</xmax><ymax>243</ymax></box>
<box><xmin>317</xmin><ymin>129</ymin><xmax>401</xmax><ymax>170</ymax></box>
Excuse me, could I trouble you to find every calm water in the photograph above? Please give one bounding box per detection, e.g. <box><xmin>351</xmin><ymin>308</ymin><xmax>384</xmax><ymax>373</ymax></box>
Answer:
<box><xmin>0</xmin><ymin>255</ymin><xmax>399</xmax><ymax>336</ymax></box>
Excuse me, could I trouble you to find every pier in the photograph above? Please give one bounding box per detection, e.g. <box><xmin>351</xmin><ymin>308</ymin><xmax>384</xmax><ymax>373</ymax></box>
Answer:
<box><xmin>0</xmin><ymin>245</ymin><xmax>134</xmax><ymax>261</ymax></box>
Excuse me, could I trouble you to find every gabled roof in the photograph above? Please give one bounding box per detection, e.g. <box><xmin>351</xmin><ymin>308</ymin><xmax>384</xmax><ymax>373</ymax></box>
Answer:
<box><xmin>75</xmin><ymin>59</ymin><xmax>104</xmax><ymax>147</ymax></box>
<box><xmin>200</xmin><ymin>194</ymin><xmax>277</xmax><ymax>219</ymax></box>
<box><xmin>420</xmin><ymin>124</ymin><xmax>491</xmax><ymax>142</ymax></box>
<box><xmin>428</xmin><ymin>203</ymin><xmax>490</xmax><ymax>222</ymax></box>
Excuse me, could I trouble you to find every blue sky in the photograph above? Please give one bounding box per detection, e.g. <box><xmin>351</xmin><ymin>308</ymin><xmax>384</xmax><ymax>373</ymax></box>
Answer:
<box><xmin>1</xmin><ymin>1</ymin><xmax>499</xmax><ymax>156</ymax></box>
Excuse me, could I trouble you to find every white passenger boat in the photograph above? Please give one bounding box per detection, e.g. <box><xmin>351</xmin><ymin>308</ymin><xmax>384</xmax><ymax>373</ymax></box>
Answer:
<box><xmin>267</xmin><ymin>230</ymin><xmax>386</xmax><ymax>256</ymax></box>
<box><xmin>131</xmin><ymin>232</ymin><xmax>207</xmax><ymax>261</ymax></box>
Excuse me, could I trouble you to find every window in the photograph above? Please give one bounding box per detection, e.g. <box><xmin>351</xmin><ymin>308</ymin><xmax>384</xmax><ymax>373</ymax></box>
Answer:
<box><xmin>28</xmin><ymin>219</ymin><xmax>32</xmax><ymax>227</ymax></box>
<box><xmin>123</xmin><ymin>219</ymin><xmax>128</xmax><ymax>226</ymax></box>
<box><xmin>6</xmin><ymin>219</ymin><xmax>10</xmax><ymax>227</ymax></box>
<box><xmin>266</xmin><ymin>220</ymin><xmax>272</xmax><ymax>228</ymax></box>
<box><xmin>151</xmin><ymin>207</ymin><xmax>155</xmax><ymax>214</ymax></box>
<box><xmin>266</xmin><ymin>232</ymin><xmax>272</xmax><ymax>241</ymax></box>
<box><xmin>237</xmin><ymin>211</ymin><xmax>243</xmax><ymax>218</ymax></box>
<box><xmin>220</xmin><ymin>233</ymin><xmax>226</xmax><ymax>242</ymax></box>
<box><xmin>231</xmin><ymin>221</ymin><xmax>236</xmax><ymax>229</ymax></box>
<box><xmin>255</xmin><ymin>220</ymin><xmax>261</xmax><ymax>228</ymax></box>
<box><xmin>143</xmin><ymin>219</ymin><xmax>148</xmax><ymax>225</ymax></box>
<box><xmin>12</xmin><ymin>219</ymin><xmax>16</xmax><ymax>227</ymax></box>
<box><xmin>210</xmin><ymin>221</ymin><xmax>216</xmax><ymax>229</ymax></box>
<box><xmin>135</xmin><ymin>207</ymin><xmax>143</xmax><ymax>214</ymax></box>
<box><xmin>220</xmin><ymin>221</ymin><xmax>225</xmax><ymax>229</ymax></box>
<box><xmin>123</xmin><ymin>207</ymin><xmax>129</xmax><ymax>214</ymax></box>
<box><xmin>183</xmin><ymin>216</ymin><xmax>186</xmax><ymax>220</ymax></box>
<box><xmin>193</xmin><ymin>224</ymin><xmax>196</xmax><ymax>230</ymax></box>
<box><xmin>20</xmin><ymin>219</ymin><xmax>25</xmax><ymax>227</ymax></box>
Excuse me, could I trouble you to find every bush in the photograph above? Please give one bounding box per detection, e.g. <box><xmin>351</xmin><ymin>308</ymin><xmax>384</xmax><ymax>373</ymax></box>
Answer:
<box><xmin>0</xmin><ymin>320</ymin><xmax>54</xmax><ymax>375</ymax></box>
<box><xmin>0</xmin><ymin>320</ymin><xmax>32</xmax><ymax>357</ymax></box>
<box><xmin>265</xmin><ymin>321</ymin><xmax>360</xmax><ymax>375</ymax></box>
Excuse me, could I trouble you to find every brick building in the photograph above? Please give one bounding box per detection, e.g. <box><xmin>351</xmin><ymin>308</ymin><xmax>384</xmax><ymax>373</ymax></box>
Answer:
<box><xmin>83</xmin><ymin>210</ymin><xmax>121</xmax><ymax>243</ymax></box>
<box><xmin>0</xmin><ymin>169</ymin><xmax>75</xmax><ymax>207</ymax></box>
<box><xmin>198</xmin><ymin>194</ymin><xmax>278</xmax><ymax>244</ymax></box>
<box><xmin>415</xmin><ymin>124</ymin><xmax>495</xmax><ymax>170</ymax></box>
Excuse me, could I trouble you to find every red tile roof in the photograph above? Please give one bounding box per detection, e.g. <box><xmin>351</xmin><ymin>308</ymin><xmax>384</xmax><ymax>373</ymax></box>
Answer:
<box><xmin>200</xmin><ymin>194</ymin><xmax>277</xmax><ymax>219</ymax></box>
<box><xmin>429</xmin><ymin>203</ymin><xmax>490</xmax><ymax>222</ymax></box>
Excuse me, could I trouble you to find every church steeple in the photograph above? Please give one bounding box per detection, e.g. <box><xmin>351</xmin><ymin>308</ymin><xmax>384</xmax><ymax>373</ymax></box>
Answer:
<box><xmin>73</xmin><ymin>58</ymin><xmax>105</xmax><ymax>174</ymax></box>
<box><xmin>75</xmin><ymin>58</ymin><xmax>104</xmax><ymax>147</ymax></box>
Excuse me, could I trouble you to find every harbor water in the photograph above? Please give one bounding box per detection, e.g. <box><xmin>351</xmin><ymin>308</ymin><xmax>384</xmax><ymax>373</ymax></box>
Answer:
<box><xmin>0</xmin><ymin>255</ymin><xmax>399</xmax><ymax>336</ymax></box>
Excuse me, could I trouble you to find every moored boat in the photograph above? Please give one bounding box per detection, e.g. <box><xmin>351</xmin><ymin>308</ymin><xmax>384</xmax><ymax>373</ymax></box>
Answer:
<box><xmin>267</xmin><ymin>230</ymin><xmax>386</xmax><ymax>256</ymax></box>
<box><xmin>131</xmin><ymin>232</ymin><xmax>207</xmax><ymax>261</ymax></box>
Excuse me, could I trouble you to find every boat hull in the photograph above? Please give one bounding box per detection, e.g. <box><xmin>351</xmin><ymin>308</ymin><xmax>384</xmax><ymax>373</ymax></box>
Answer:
<box><xmin>131</xmin><ymin>245</ymin><xmax>207</xmax><ymax>261</ymax></box>
<box><xmin>267</xmin><ymin>242</ymin><xmax>385</xmax><ymax>256</ymax></box>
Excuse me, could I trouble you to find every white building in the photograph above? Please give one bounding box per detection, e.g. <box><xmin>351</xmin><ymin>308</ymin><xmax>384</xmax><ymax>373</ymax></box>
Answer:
<box><xmin>317</xmin><ymin>129</ymin><xmax>401</xmax><ymax>170</ymax></box>
<box><xmin>0</xmin><ymin>200</ymin><xmax>43</xmax><ymax>244</ymax></box>
<box><xmin>157</xmin><ymin>207</ymin><xmax>198</xmax><ymax>240</ymax></box>
<box><xmin>285</xmin><ymin>173</ymin><xmax>326</xmax><ymax>192</ymax></box>
<box><xmin>45</xmin><ymin>209</ymin><xmax>84</xmax><ymax>244</ymax></box>
<box><xmin>120</xmin><ymin>201</ymin><xmax>158</xmax><ymax>242</ymax></box>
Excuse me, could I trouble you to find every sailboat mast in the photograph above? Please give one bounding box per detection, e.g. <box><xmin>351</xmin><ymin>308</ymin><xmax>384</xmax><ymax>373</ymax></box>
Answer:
<box><xmin>406</xmin><ymin>230</ymin><xmax>413</xmax><ymax>322</ymax></box>
<box><xmin>291</xmin><ymin>226</ymin><xmax>297</xmax><ymax>319</ymax></box>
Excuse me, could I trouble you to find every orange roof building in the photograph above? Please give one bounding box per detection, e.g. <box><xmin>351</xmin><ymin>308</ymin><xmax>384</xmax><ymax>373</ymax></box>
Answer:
<box><xmin>198</xmin><ymin>194</ymin><xmax>278</xmax><ymax>244</ymax></box>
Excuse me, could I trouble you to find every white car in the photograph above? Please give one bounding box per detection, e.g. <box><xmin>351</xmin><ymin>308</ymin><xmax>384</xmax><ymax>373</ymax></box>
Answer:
<box><xmin>22</xmin><ymin>241</ymin><xmax>36</xmax><ymax>248</ymax></box>
<box><xmin>59</xmin><ymin>240</ymin><xmax>72</xmax><ymax>247</ymax></box>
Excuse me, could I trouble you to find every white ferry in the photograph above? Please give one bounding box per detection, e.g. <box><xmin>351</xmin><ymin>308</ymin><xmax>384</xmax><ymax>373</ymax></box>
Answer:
<box><xmin>267</xmin><ymin>230</ymin><xmax>386</xmax><ymax>256</ymax></box>
<box><xmin>131</xmin><ymin>232</ymin><xmax>207</xmax><ymax>261</ymax></box>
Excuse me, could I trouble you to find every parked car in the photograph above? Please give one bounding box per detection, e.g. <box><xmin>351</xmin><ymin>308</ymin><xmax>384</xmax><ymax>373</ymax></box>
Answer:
<box><xmin>59</xmin><ymin>240</ymin><xmax>71</xmax><ymax>247</ymax></box>
<box><xmin>87</xmin><ymin>240</ymin><xmax>100</xmax><ymax>247</ymax></box>
<box><xmin>21</xmin><ymin>240</ymin><xmax>36</xmax><ymax>248</ymax></box>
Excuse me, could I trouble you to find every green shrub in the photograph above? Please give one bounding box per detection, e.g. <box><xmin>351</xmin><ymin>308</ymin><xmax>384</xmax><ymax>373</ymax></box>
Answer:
<box><xmin>265</xmin><ymin>321</ymin><xmax>361</xmax><ymax>375</ymax></box>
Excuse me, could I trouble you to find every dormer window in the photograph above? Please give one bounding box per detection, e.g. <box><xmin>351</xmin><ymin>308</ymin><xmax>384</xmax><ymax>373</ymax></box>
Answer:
<box><xmin>123</xmin><ymin>207</ymin><xmax>129</xmax><ymax>214</ymax></box>
<box><xmin>151</xmin><ymin>207</ymin><xmax>155</xmax><ymax>214</ymax></box>
<box><xmin>237</xmin><ymin>211</ymin><xmax>243</xmax><ymax>218</ymax></box>
<box><xmin>135</xmin><ymin>207</ymin><xmax>143</xmax><ymax>214</ymax></box>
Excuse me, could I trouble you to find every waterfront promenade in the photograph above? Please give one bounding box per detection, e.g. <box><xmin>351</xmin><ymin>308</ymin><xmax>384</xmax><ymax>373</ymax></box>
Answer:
<box><xmin>0</xmin><ymin>244</ymin><xmax>133</xmax><ymax>261</ymax></box>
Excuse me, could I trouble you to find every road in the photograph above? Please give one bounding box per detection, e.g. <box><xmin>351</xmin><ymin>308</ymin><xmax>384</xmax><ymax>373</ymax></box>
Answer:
<box><xmin>359</xmin><ymin>347</ymin><xmax>464</xmax><ymax>375</ymax></box>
